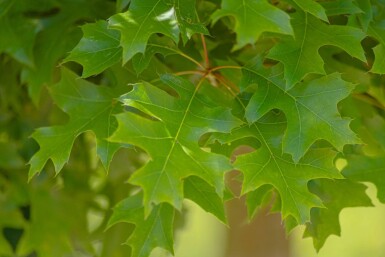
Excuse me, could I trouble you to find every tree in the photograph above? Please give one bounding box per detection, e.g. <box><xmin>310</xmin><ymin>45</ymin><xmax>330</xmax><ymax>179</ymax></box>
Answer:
<box><xmin>0</xmin><ymin>0</ymin><xmax>384</xmax><ymax>256</ymax></box>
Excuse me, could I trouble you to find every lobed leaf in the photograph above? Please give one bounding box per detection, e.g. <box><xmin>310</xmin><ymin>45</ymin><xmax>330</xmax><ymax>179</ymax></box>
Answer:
<box><xmin>110</xmin><ymin>74</ymin><xmax>242</xmax><ymax>214</ymax></box>
<box><xmin>108</xmin><ymin>0</ymin><xmax>207</xmax><ymax>64</ymax></box>
<box><xmin>242</xmin><ymin>61</ymin><xmax>360</xmax><ymax>162</ymax></box>
<box><xmin>268</xmin><ymin>12</ymin><xmax>366</xmax><ymax>88</ymax></box>
<box><xmin>28</xmin><ymin>68</ymin><xmax>127</xmax><ymax>179</ymax></box>
<box><xmin>107</xmin><ymin>193</ymin><xmax>174</xmax><ymax>257</ymax></box>
<box><xmin>210</xmin><ymin>112</ymin><xmax>342</xmax><ymax>224</ymax></box>
<box><xmin>63</xmin><ymin>20</ymin><xmax>122</xmax><ymax>78</ymax></box>
<box><xmin>304</xmin><ymin>179</ymin><xmax>373</xmax><ymax>251</ymax></box>
<box><xmin>211</xmin><ymin>0</ymin><xmax>293</xmax><ymax>50</ymax></box>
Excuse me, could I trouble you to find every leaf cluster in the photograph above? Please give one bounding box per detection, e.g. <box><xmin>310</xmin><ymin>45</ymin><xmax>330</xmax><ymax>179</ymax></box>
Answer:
<box><xmin>1</xmin><ymin>0</ymin><xmax>385</xmax><ymax>256</ymax></box>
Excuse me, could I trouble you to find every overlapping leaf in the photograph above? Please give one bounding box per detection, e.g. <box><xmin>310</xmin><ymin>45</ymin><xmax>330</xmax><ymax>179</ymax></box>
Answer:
<box><xmin>28</xmin><ymin>68</ymin><xmax>127</xmax><ymax>179</ymax></box>
<box><xmin>320</xmin><ymin>0</ymin><xmax>362</xmax><ymax>16</ymax></box>
<box><xmin>64</xmin><ymin>20</ymin><xmax>122</xmax><ymax>78</ymax></box>
<box><xmin>108</xmin><ymin>0</ymin><xmax>207</xmax><ymax>64</ymax></box>
<box><xmin>268</xmin><ymin>12</ymin><xmax>366</xmax><ymax>88</ymax></box>
<box><xmin>304</xmin><ymin>179</ymin><xmax>372</xmax><ymax>251</ymax></box>
<box><xmin>242</xmin><ymin>61</ymin><xmax>360</xmax><ymax>162</ymax></box>
<box><xmin>109</xmin><ymin>74</ymin><xmax>242</xmax><ymax>213</ymax></box>
<box><xmin>343</xmin><ymin>155</ymin><xmax>385</xmax><ymax>203</ymax></box>
<box><xmin>291</xmin><ymin>0</ymin><xmax>327</xmax><ymax>21</ymax></box>
<box><xmin>211</xmin><ymin>0</ymin><xmax>293</xmax><ymax>49</ymax></box>
<box><xmin>0</xmin><ymin>10</ymin><xmax>37</xmax><ymax>66</ymax></box>
<box><xmin>212</xmin><ymin>113</ymin><xmax>342</xmax><ymax>224</ymax></box>
<box><xmin>369</xmin><ymin>21</ymin><xmax>385</xmax><ymax>74</ymax></box>
<box><xmin>107</xmin><ymin>193</ymin><xmax>174</xmax><ymax>257</ymax></box>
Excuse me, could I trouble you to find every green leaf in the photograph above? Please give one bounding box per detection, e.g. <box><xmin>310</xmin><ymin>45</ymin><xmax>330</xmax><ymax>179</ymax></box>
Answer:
<box><xmin>211</xmin><ymin>0</ymin><xmax>293</xmax><ymax>50</ymax></box>
<box><xmin>173</xmin><ymin>0</ymin><xmax>209</xmax><ymax>43</ymax></box>
<box><xmin>245</xmin><ymin>184</ymin><xmax>274</xmax><ymax>220</ymax></box>
<box><xmin>184</xmin><ymin>176</ymin><xmax>227</xmax><ymax>223</ymax></box>
<box><xmin>0</xmin><ymin>13</ymin><xmax>37</xmax><ymax>66</ymax></box>
<box><xmin>0</xmin><ymin>143</ymin><xmax>24</xmax><ymax>169</ymax></box>
<box><xmin>371</xmin><ymin>44</ymin><xmax>385</xmax><ymax>74</ymax></box>
<box><xmin>0</xmin><ymin>0</ymin><xmax>14</xmax><ymax>18</ymax></box>
<box><xmin>109</xmin><ymin>74</ymin><xmax>242</xmax><ymax>213</ymax></box>
<box><xmin>292</xmin><ymin>0</ymin><xmax>328</xmax><ymax>21</ymax></box>
<box><xmin>355</xmin><ymin>0</ymin><xmax>372</xmax><ymax>31</ymax></box>
<box><xmin>320</xmin><ymin>0</ymin><xmax>362</xmax><ymax>16</ymax></box>
<box><xmin>213</xmin><ymin>112</ymin><xmax>342</xmax><ymax>224</ymax></box>
<box><xmin>369</xmin><ymin>22</ymin><xmax>385</xmax><ymax>74</ymax></box>
<box><xmin>268</xmin><ymin>12</ymin><xmax>366</xmax><ymax>88</ymax></box>
<box><xmin>304</xmin><ymin>179</ymin><xmax>372</xmax><ymax>251</ymax></box>
<box><xmin>109</xmin><ymin>0</ymin><xmax>206</xmax><ymax>64</ymax></box>
<box><xmin>132</xmin><ymin>38</ymin><xmax>179</xmax><ymax>75</ymax></box>
<box><xmin>243</xmin><ymin>62</ymin><xmax>360</xmax><ymax>162</ymax></box>
<box><xmin>28</xmin><ymin>68</ymin><xmax>127</xmax><ymax>179</ymax></box>
<box><xmin>107</xmin><ymin>193</ymin><xmax>174</xmax><ymax>257</ymax></box>
<box><xmin>343</xmin><ymin>154</ymin><xmax>385</xmax><ymax>203</ymax></box>
<box><xmin>17</xmin><ymin>179</ymin><xmax>91</xmax><ymax>257</ymax></box>
<box><xmin>63</xmin><ymin>20</ymin><xmax>122</xmax><ymax>78</ymax></box>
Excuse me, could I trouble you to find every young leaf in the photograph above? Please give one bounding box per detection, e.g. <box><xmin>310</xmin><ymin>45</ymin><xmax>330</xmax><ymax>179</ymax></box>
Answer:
<box><xmin>28</xmin><ymin>68</ymin><xmax>127</xmax><ymax>179</ymax></box>
<box><xmin>243</xmin><ymin>62</ymin><xmax>360</xmax><ymax>162</ymax></box>
<box><xmin>268</xmin><ymin>12</ymin><xmax>366</xmax><ymax>88</ymax></box>
<box><xmin>304</xmin><ymin>179</ymin><xmax>372</xmax><ymax>251</ymax></box>
<box><xmin>109</xmin><ymin>74</ymin><xmax>242</xmax><ymax>214</ymax></box>
<box><xmin>211</xmin><ymin>0</ymin><xmax>293</xmax><ymax>50</ymax></box>
<box><xmin>107</xmin><ymin>193</ymin><xmax>174</xmax><ymax>257</ymax></box>
<box><xmin>63</xmin><ymin>20</ymin><xmax>122</xmax><ymax>78</ymax></box>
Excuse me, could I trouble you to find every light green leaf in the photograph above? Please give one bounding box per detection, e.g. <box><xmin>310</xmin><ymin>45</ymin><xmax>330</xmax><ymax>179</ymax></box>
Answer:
<box><xmin>109</xmin><ymin>0</ymin><xmax>206</xmax><ymax>64</ymax></box>
<box><xmin>211</xmin><ymin>0</ymin><xmax>293</xmax><ymax>50</ymax></box>
<box><xmin>245</xmin><ymin>184</ymin><xmax>274</xmax><ymax>221</ymax></box>
<box><xmin>64</xmin><ymin>20</ymin><xmax>122</xmax><ymax>78</ymax></box>
<box><xmin>243</xmin><ymin>61</ymin><xmax>360</xmax><ymax>162</ymax></box>
<box><xmin>28</xmin><ymin>68</ymin><xmax>127</xmax><ymax>179</ymax></box>
<box><xmin>292</xmin><ymin>0</ymin><xmax>328</xmax><ymax>21</ymax></box>
<box><xmin>107</xmin><ymin>193</ymin><xmax>174</xmax><ymax>257</ymax></box>
<box><xmin>217</xmin><ymin>113</ymin><xmax>342</xmax><ymax>224</ymax></box>
<box><xmin>343</xmin><ymin>154</ymin><xmax>385</xmax><ymax>203</ymax></box>
<box><xmin>110</xmin><ymin>74</ymin><xmax>242</xmax><ymax>214</ymax></box>
<box><xmin>268</xmin><ymin>12</ymin><xmax>366</xmax><ymax>88</ymax></box>
<box><xmin>184</xmin><ymin>176</ymin><xmax>227</xmax><ymax>223</ymax></box>
<box><xmin>304</xmin><ymin>179</ymin><xmax>372</xmax><ymax>251</ymax></box>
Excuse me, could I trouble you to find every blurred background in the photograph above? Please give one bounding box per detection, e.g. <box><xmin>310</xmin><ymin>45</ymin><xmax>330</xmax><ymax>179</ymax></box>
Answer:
<box><xmin>172</xmin><ymin>184</ymin><xmax>385</xmax><ymax>257</ymax></box>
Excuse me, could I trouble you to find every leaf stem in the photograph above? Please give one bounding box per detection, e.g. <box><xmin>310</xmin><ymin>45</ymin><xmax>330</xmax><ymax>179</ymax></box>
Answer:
<box><xmin>147</xmin><ymin>43</ymin><xmax>205</xmax><ymax>70</ymax></box>
<box><xmin>201</xmin><ymin>34</ymin><xmax>210</xmax><ymax>68</ymax></box>
<box><xmin>212</xmin><ymin>73</ymin><xmax>240</xmax><ymax>94</ymax></box>
<box><xmin>210</xmin><ymin>65</ymin><xmax>242</xmax><ymax>72</ymax></box>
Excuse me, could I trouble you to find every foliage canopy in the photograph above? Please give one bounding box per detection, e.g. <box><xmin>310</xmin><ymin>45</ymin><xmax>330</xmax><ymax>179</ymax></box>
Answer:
<box><xmin>1</xmin><ymin>0</ymin><xmax>385</xmax><ymax>256</ymax></box>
